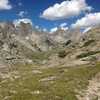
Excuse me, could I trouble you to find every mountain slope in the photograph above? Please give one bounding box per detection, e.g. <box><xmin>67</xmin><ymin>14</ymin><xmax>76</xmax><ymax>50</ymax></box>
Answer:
<box><xmin>0</xmin><ymin>22</ymin><xmax>100</xmax><ymax>100</ymax></box>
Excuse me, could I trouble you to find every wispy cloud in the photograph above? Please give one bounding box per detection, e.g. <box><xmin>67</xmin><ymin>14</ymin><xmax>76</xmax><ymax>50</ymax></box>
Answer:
<box><xmin>50</xmin><ymin>23</ymin><xmax>68</xmax><ymax>33</ymax></box>
<box><xmin>18</xmin><ymin>2</ymin><xmax>23</xmax><ymax>6</ymax></box>
<box><xmin>60</xmin><ymin>23</ymin><xmax>67</xmax><ymax>28</ymax></box>
<box><xmin>13</xmin><ymin>18</ymin><xmax>32</xmax><ymax>26</ymax></box>
<box><xmin>18</xmin><ymin>11</ymin><xmax>28</xmax><ymax>17</ymax></box>
<box><xmin>50</xmin><ymin>27</ymin><xmax>58</xmax><ymax>33</ymax></box>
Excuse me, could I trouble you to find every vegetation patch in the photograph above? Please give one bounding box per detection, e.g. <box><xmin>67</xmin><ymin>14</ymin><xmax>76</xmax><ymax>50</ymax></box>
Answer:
<box><xmin>65</xmin><ymin>40</ymin><xmax>72</xmax><ymax>46</ymax></box>
<box><xmin>58</xmin><ymin>50</ymin><xmax>68</xmax><ymax>58</ymax></box>
<box><xmin>83</xmin><ymin>40</ymin><xmax>95</xmax><ymax>47</ymax></box>
<box><xmin>0</xmin><ymin>63</ymin><xmax>100</xmax><ymax>100</ymax></box>
<box><xmin>76</xmin><ymin>51</ymin><xmax>100</xmax><ymax>59</ymax></box>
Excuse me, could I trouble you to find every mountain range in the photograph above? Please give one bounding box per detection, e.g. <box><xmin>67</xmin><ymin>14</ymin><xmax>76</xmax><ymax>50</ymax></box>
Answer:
<box><xmin>0</xmin><ymin>21</ymin><xmax>100</xmax><ymax>100</ymax></box>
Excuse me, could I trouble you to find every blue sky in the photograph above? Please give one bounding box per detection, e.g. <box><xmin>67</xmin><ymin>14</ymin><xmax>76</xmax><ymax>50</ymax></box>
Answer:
<box><xmin>0</xmin><ymin>0</ymin><xmax>100</xmax><ymax>31</ymax></box>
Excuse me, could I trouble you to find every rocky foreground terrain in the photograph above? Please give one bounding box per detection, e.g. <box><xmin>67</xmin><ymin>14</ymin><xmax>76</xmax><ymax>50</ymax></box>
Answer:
<box><xmin>0</xmin><ymin>21</ymin><xmax>100</xmax><ymax>100</ymax></box>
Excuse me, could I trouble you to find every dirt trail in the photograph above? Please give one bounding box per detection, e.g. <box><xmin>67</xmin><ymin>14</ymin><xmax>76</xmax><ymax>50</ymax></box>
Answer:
<box><xmin>77</xmin><ymin>73</ymin><xmax>100</xmax><ymax>100</ymax></box>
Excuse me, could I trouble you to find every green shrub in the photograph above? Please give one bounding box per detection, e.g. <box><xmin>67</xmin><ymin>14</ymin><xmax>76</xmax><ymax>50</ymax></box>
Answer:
<box><xmin>76</xmin><ymin>51</ymin><xmax>100</xmax><ymax>59</ymax></box>
<box><xmin>65</xmin><ymin>40</ymin><xmax>72</xmax><ymax>46</ymax></box>
<box><xmin>58</xmin><ymin>50</ymin><xmax>67</xmax><ymax>58</ymax></box>
<box><xmin>83</xmin><ymin>40</ymin><xmax>95</xmax><ymax>47</ymax></box>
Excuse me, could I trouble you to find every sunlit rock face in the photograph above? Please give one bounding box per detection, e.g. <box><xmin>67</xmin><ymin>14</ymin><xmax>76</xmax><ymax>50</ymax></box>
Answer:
<box><xmin>0</xmin><ymin>22</ymin><xmax>34</xmax><ymax>65</ymax></box>
<box><xmin>0</xmin><ymin>22</ymin><xmax>16</xmax><ymax>40</ymax></box>
<box><xmin>16</xmin><ymin>22</ymin><xmax>33</xmax><ymax>37</ymax></box>
<box><xmin>48</xmin><ymin>28</ymin><xmax>82</xmax><ymax>45</ymax></box>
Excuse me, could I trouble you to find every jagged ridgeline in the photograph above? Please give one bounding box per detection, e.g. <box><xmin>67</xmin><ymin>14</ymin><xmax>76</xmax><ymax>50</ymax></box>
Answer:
<box><xmin>0</xmin><ymin>21</ymin><xmax>54</xmax><ymax>66</ymax></box>
<box><xmin>0</xmin><ymin>21</ymin><xmax>100</xmax><ymax>67</ymax></box>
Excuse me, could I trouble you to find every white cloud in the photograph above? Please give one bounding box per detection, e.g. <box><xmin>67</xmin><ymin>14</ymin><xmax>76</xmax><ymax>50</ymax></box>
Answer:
<box><xmin>50</xmin><ymin>27</ymin><xmax>58</xmax><ymax>33</ymax></box>
<box><xmin>18</xmin><ymin>11</ymin><xmax>27</xmax><ymax>17</ymax></box>
<box><xmin>71</xmin><ymin>12</ymin><xmax>100</xmax><ymax>28</ymax></box>
<box><xmin>0</xmin><ymin>0</ymin><xmax>12</xmax><ymax>10</ymax></box>
<box><xmin>61</xmin><ymin>27</ymin><xmax>68</xmax><ymax>31</ymax></box>
<box><xmin>43</xmin><ymin>28</ymin><xmax>47</xmax><ymax>32</ymax></box>
<box><xmin>35</xmin><ymin>25</ymin><xmax>39</xmax><ymax>29</ymax></box>
<box><xmin>41</xmin><ymin>0</ymin><xmax>92</xmax><ymax>20</ymax></box>
<box><xmin>60</xmin><ymin>23</ymin><xmax>68</xmax><ymax>31</ymax></box>
<box><xmin>13</xmin><ymin>18</ymin><xmax>32</xmax><ymax>26</ymax></box>
<box><xmin>18</xmin><ymin>2</ymin><xmax>22</xmax><ymax>6</ymax></box>
<box><xmin>50</xmin><ymin>23</ymin><xmax>68</xmax><ymax>33</ymax></box>
<box><xmin>82</xmin><ymin>27</ymin><xmax>92</xmax><ymax>33</ymax></box>
<box><xmin>60</xmin><ymin>23</ymin><xmax>67</xmax><ymax>28</ymax></box>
